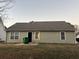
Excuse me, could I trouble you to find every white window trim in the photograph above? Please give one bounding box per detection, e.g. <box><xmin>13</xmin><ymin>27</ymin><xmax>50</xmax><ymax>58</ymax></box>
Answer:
<box><xmin>38</xmin><ymin>32</ymin><xmax>40</xmax><ymax>40</ymax></box>
<box><xmin>9</xmin><ymin>32</ymin><xmax>20</xmax><ymax>40</ymax></box>
<box><xmin>60</xmin><ymin>32</ymin><xmax>66</xmax><ymax>40</ymax></box>
<box><xmin>18</xmin><ymin>32</ymin><xmax>20</xmax><ymax>40</ymax></box>
<box><xmin>35</xmin><ymin>32</ymin><xmax>40</xmax><ymax>40</ymax></box>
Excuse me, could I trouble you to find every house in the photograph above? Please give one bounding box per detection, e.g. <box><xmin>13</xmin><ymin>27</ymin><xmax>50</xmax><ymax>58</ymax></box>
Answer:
<box><xmin>6</xmin><ymin>21</ymin><xmax>75</xmax><ymax>44</ymax></box>
<box><xmin>0</xmin><ymin>17</ymin><xmax>6</xmax><ymax>43</ymax></box>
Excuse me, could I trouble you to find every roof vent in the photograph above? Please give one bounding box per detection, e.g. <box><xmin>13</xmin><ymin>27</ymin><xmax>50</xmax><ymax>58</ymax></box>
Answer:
<box><xmin>30</xmin><ymin>21</ymin><xmax>34</xmax><ymax>23</ymax></box>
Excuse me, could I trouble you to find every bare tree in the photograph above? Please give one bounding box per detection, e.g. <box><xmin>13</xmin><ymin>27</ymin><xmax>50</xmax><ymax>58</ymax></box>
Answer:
<box><xmin>0</xmin><ymin>0</ymin><xmax>15</xmax><ymax>16</ymax></box>
<box><xmin>0</xmin><ymin>0</ymin><xmax>15</xmax><ymax>25</ymax></box>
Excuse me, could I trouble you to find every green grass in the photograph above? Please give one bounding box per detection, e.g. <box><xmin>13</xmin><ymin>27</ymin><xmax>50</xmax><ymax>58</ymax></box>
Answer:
<box><xmin>0</xmin><ymin>44</ymin><xmax>79</xmax><ymax>59</ymax></box>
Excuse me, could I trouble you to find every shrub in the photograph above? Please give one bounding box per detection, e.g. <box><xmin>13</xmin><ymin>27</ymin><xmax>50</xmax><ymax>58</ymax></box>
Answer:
<box><xmin>23</xmin><ymin>37</ymin><xmax>29</xmax><ymax>44</ymax></box>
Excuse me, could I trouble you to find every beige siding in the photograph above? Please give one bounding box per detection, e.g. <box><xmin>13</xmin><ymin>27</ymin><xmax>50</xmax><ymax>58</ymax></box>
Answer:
<box><xmin>7</xmin><ymin>32</ymin><xmax>75</xmax><ymax>44</ymax></box>
<box><xmin>66</xmin><ymin>32</ymin><xmax>75</xmax><ymax>43</ymax></box>
<box><xmin>33</xmin><ymin>32</ymin><xmax>75</xmax><ymax>44</ymax></box>
<box><xmin>20</xmin><ymin>32</ymin><xmax>28</xmax><ymax>43</ymax></box>
<box><xmin>6</xmin><ymin>32</ymin><xmax>28</xmax><ymax>43</ymax></box>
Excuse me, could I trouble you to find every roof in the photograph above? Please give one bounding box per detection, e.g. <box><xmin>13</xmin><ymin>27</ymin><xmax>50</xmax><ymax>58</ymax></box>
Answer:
<box><xmin>6</xmin><ymin>21</ymin><xmax>75</xmax><ymax>32</ymax></box>
<box><xmin>0</xmin><ymin>17</ymin><xmax>3</xmax><ymax>24</ymax></box>
<box><xmin>0</xmin><ymin>17</ymin><xmax>6</xmax><ymax>30</ymax></box>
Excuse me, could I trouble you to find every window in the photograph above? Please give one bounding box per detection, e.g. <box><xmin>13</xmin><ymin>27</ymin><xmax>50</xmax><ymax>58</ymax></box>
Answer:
<box><xmin>60</xmin><ymin>32</ymin><xmax>65</xmax><ymax>40</ymax></box>
<box><xmin>10</xmin><ymin>32</ymin><xmax>19</xmax><ymax>40</ymax></box>
<box><xmin>15</xmin><ymin>32</ymin><xmax>19</xmax><ymax>39</ymax></box>
<box><xmin>35</xmin><ymin>32</ymin><xmax>40</xmax><ymax>39</ymax></box>
<box><xmin>10</xmin><ymin>32</ymin><xmax>14</xmax><ymax>39</ymax></box>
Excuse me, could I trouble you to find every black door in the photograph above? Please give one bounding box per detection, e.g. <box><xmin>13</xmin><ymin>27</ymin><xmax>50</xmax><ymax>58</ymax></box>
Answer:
<box><xmin>28</xmin><ymin>32</ymin><xmax>32</xmax><ymax>42</ymax></box>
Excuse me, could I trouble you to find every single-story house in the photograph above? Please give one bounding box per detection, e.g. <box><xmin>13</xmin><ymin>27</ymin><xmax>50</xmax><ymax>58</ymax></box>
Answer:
<box><xmin>6</xmin><ymin>21</ymin><xmax>75</xmax><ymax>44</ymax></box>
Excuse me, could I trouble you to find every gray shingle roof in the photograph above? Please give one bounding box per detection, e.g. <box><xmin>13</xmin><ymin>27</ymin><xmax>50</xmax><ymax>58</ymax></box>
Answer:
<box><xmin>6</xmin><ymin>21</ymin><xmax>75</xmax><ymax>32</ymax></box>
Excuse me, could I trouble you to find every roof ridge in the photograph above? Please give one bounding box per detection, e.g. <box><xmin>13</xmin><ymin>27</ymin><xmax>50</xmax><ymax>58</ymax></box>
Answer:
<box><xmin>29</xmin><ymin>21</ymin><xmax>66</xmax><ymax>23</ymax></box>
<box><xmin>15</xmin><ymin>21</ymin><xmax>66</xmax><ymax>24</ymax></box>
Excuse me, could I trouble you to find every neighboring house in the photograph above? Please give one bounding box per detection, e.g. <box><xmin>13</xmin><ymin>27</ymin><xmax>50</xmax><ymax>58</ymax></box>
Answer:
<box><xmin>0</xmin><ymin>17</ymin><xmax>6</xmax><ymax>42</ymax></box>
<box><xmin>6</xmin><ymin>21</ymin><xmax>75</xmax><ymax>44</ymax></box>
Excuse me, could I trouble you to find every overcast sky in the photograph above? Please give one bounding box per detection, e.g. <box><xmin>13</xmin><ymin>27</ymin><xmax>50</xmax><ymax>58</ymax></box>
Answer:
<box><xmin>4</xmin><ymin>0</ymin><xmax>79</xmax><ymax>27</ymax></box>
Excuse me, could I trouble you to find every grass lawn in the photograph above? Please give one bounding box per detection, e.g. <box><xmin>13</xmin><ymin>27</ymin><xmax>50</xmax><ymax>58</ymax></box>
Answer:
<box><xmin>0</xmin><ymin>44</ymin><xmax>79</xmax><ymax>59</ymax></box>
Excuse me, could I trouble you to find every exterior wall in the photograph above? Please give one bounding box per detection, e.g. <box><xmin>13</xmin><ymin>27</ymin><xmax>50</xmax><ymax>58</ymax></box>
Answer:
<box><xmin>0</xmin><ymin>21</ymin><xmax>6</xmax><ymax>41</ymax></box>
<box><xmin>20</xmin><ymin>32</ymin><xmax>28</xmax><ymax>43</ymax></box>
<box><xmin>66</xmin><ymin>32</ymin><xmax>75</xmax><ymax>44</ymax></box>
<box><xmin>33</xmin><ymin>32</ymin><xmax>75</xmax><ymax>44</ymax></box>
<box><xmin>32</xmin><ymin>32</ymin><xmax>40</xmax><ymax>42</ymax></box>
<box><xmin>6</xmin><ymin>32</ymin><xmax>28</xmax><ymax>43</ymax></box>
<box><xmin>6</xmin><ymin>32</ymin><xmax>75</xmax><ymax>44</ymax></box>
